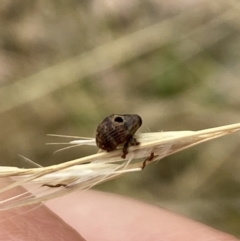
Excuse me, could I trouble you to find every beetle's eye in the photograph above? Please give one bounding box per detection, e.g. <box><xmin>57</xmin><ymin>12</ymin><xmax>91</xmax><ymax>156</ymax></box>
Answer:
<box><xmin>114</xmin><ymin>116</ymin><xmax>124</xmax><ymax>123</ymax></box>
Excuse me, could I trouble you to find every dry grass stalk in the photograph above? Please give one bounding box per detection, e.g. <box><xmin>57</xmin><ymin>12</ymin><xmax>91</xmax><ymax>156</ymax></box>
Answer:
<box><xmin>0</xmin><ymin>123</ymin><xmax>240</xmax><ymax>210</ymax></box>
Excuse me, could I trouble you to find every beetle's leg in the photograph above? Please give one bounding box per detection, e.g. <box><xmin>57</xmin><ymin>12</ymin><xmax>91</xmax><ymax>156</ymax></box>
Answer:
<box><xmin>129</xmin><ymin>136</ymin><xmax>140</xmax><ymax>146</ymax></box>
<box><xmin>43</xmin><ymin>183</ymin><xmax>67</xmax><ymax>188</ymax></box>
<box><xmin>121</xmin><ymin>135</ymin><xmax>140</xmax><ymax>159</ymax></box>
<box><xmin>121</xmin><ymin>141</ymin><xmax>129</xmax><ymax>159</ymax></box>
<box><xmin>142</xmin><ymin>152</ymin><xmax>155</xmax><ymax>169</ymax></box>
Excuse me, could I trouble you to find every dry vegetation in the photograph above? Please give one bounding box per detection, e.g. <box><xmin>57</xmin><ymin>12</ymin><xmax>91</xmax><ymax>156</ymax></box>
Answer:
<box><xmin>0</xmin><ymin>0</ymin><xmax>240</xmax><ymax>237</ymax></box>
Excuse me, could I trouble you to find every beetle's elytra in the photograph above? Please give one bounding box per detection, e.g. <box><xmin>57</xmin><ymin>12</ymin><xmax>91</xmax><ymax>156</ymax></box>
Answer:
<box><xmin>96</xmin><ymin>114</ymin><xmax>142</xmax><ymax>158</ymax></box>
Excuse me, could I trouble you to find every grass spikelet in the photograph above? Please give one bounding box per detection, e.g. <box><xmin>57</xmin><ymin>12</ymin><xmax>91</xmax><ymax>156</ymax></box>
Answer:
<box><xmin>0</xmin><ymin>123</ymin><xmax>240</xmax><ymax>210</ymax></box>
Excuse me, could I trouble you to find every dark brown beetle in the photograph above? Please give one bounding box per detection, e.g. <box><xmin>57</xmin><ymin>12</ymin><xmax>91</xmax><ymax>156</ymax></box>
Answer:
<box><xmin>96</xmin><ymin>114</ymin><xmax>142</xmax><ymax>158</ymax></box>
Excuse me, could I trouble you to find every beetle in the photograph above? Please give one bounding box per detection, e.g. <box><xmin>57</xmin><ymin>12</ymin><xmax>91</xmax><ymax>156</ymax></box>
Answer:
<box><xmin>96</xmin><ymin>114</ymin><xmax>142</xmax><ymax>158</ymax></box>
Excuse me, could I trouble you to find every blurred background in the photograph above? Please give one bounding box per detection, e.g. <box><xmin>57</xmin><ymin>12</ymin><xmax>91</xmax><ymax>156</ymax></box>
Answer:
<box><xmin>0</xmin><ymin>0</ymin><xmax>240</xmax><ymax>237</ymax></box>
